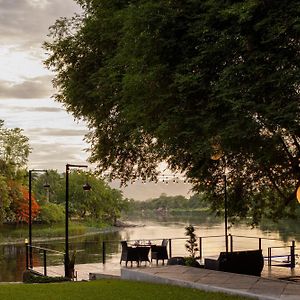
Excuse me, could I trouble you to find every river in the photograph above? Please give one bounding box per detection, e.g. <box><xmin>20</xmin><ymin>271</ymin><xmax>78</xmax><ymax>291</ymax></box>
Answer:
<box><xmin>1</xmin><ymin>212</ymin><xmax>299</xmax><ymax>282</ymax></box>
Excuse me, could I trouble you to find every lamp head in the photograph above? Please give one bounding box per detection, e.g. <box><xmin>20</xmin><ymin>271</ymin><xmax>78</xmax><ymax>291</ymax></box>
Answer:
<box><xmin>296</xmin><ymin>186</ymin><xmax>300</xmax><ymax>204</ymax></box>
<box><xmin>82</xmin><ymin>183</ymin><xmax>91</xmax><ymax>191</ymax></box>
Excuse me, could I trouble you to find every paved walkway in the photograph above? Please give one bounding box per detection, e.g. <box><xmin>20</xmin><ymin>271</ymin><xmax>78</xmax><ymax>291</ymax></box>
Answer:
<box><xmin>121</xmin><ymin>265</ymin><xmax>300</xmax><ymax>300</ymax></box>
<box><xmin>35</xmin><ymin>262</ymin><xmax>300</xmax><ymax>299</ymax></box>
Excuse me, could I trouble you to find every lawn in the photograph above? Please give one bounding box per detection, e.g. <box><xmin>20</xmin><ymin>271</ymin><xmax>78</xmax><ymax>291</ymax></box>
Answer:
<box><xmin>0</xmin><ymin>279</ymin><xmax>250</xmax><ymax>300</ymax></box>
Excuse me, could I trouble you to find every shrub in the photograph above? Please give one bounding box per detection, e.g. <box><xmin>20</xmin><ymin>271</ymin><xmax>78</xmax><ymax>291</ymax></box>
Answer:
<box><xmin>23</xmin><ymin>270</ymin><xmax>70</xmax><ymax>283</ymax></box>
<box><xmin>38</xmin><ymin>203</ymin><xmax>64</xmax><ymax>224</ymax></box>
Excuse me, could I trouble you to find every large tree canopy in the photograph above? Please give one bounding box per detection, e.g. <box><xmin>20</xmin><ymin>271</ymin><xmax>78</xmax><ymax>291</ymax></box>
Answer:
<box><xmin>44</xmin><ymin>0</ymin><xmax>300</xmax><ymax>223</ymax></box>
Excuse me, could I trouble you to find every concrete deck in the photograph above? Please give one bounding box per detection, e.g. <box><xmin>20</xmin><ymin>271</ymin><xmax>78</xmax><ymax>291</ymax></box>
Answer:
<box><xmin>121</xmin><ymin>265</ymin><xmax>300</xmax><ymax>300</ymax></box>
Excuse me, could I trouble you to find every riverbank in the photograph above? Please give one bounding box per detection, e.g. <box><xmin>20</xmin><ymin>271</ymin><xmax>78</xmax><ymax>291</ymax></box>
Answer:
<box><xmin>0</xmin><ymin>219</ymin><xmax>142</xmax><ymax>246</ymax></box>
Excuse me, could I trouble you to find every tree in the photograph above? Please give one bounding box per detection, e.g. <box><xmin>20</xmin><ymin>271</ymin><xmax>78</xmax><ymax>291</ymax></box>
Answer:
<box><xmin>32</xmin><ymin>169</ymin><xmax>127</xmax><ymax>225</ymax></box>
<box><xmin>0</xmin><ymin>120</ymin><xmax>31</xmax><ymax>223</ymax></box>
<box><xmin>44</xmin><ymin>0</ymin><xmax>300</xmax><ymax>223</ymax></box>
<box><xmin>8</xmin><ymin>183</ymin><xmax>40</xmax><ymax>223</ymax></box>
<box><xmin>0</xmin><ymin>120</ymin><xmax>30</xmax><ymax>172</ymax></box>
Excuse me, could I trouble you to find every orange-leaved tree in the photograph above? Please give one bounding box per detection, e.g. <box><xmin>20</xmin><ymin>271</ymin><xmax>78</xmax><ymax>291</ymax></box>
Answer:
<box><xmin>8</xmin><ymin>181</ymin><xmax>40</xmax><ymax>223</ymax></box>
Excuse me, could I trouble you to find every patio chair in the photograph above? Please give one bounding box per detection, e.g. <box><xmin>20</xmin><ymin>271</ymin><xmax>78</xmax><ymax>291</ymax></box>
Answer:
<box><xmin>136</xmin><ymin>246</ymin><xmax>150</xmax><ymax>265</ymax></box>
<box><xmin>151</xmin><ymin>239</ymin><xmax>169</xmax><ymax>265</ymax></box>
<box><xmin>120</xmin><ymin>241</ymin><xmax>139</xmax><ymax>267</ymax></box>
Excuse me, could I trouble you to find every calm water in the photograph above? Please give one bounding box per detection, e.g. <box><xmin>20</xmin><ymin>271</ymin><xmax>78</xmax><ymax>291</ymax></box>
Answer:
<box><xmin>1</xmin><ymin>212</ymin><xmax>299</xmax><ymax>282</ymax></box>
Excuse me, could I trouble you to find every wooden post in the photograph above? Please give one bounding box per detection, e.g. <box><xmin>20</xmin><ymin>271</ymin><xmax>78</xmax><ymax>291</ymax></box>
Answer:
<box><xmin>229</xmin><ymin>234</ymin><xmax>233</xmax><ymax>252</ymax></box>
<box><xmin>259</xmin><ymin>238</ymin><xmax>262</xmax><ymax>250</ymax></box>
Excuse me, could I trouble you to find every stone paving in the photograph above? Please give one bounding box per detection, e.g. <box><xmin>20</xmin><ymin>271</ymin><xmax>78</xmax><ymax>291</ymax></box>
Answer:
<box><xmin>121</xmin><ymin>265</ymin><xmax>300</xmax><ymax>300</ymax></box>
<box><xmin>36</xmin><ymin>262</ymin><xmax>300</xmax><ymax>299</ymax></box>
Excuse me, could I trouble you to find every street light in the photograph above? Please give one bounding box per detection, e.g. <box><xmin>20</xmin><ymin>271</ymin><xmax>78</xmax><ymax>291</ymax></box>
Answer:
<box><xmin>65</xmin><ymin>164</ymin><xmax>91</xmax><ymax>277</ymax></box>
<box><xmin>28</xmin><ymin>169</ymin><xmax>48</xmax><ymax>268</ymax></box>
<box><xmin>211</xmin><ymin>152</ymin><xmax>229</xmax><ymax>253</ymax></box>
<box><xmin>296</xmin><ymin>185</ymin><xmax>300</xmax><ymax>204</ymax></box>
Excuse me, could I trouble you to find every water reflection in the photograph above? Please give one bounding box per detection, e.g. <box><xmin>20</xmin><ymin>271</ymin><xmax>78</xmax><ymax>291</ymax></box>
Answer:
<box><xmin>0</xmin><ymin>212</ymin><xmax>300</xmax><ymax>282</ymax></box>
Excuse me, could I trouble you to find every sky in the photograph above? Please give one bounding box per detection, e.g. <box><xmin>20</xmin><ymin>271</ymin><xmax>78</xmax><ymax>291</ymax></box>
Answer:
<box><xmin>0</xmin><ymin>0</ymin><xmax>88</xmax><ymax>171</ymax></box>
<box><xmin>0</xmin><ymin>0</ymin><xmax>192</xmax><ymax>199</ymax></box>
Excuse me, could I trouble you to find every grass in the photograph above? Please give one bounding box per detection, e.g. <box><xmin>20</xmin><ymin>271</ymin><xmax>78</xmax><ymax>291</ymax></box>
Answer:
<box><xmin>0</xmin><ymin>221</ymin><xmax>110</xmax><ymax>243</ymax></box>
<box><xmin>0</xmin><ymin>279</ymin><xmax>250</xmax><ymax>300</ymax></box>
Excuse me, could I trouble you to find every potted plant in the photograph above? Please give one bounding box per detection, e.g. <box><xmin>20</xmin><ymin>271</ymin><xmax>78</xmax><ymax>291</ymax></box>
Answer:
<box><xmin>184</xmin><ymin>225</ymin><xmax>201</xmax><ymax>267</ymax></box>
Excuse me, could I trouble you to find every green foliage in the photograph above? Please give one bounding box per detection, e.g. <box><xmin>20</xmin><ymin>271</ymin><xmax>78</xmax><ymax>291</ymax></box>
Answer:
<box><xmin>0</xmin><ymin>120</ymin><xmax>30</xmax><ymax>172</ymax></box>
<box><xmin>0</xmin><ymin>120</ymin><xmax>31</xmax><ymax>224</ymax></box>
<box><xmin>38</xmin><ymin>202</ymin><xmax>65</xmax><ymax>224</ymax></box>
<box><xmin>184</xmin><ymin>256</ymin><xmax>201</xmax><ymax>268</ymax></box>
<box><xmin>185</xmin><ymin>225</ymin><xmax>199</xmax><ymax>259</ymax></box>
<box><xmin>132</xmin><ymin>193</ymin><xmax>208</xmax><ymax>212</ymax></box>
<box><xmin>23</xmin><ymin>270</ymin><xmax>70</xmax><ymax>283</ymax></box>
<box><xmin>32</xmin><ymin>169</ymin><xmax>127</xmax><ymax>225</ymax></box>
<box><xmin>44</xmin><ymin>1</ymin><xmax>300</xmax><ymax>224</ymax></box>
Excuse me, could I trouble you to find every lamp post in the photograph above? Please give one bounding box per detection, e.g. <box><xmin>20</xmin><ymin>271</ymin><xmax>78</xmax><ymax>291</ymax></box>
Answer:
<box><xmin>211</xmin><ymin>153</ymin><xmax>228</xmax><ymax>253</ymax></box>
<box><xmin>28</xmin><ymin>169</ymin><xmax>48</xmax><ymax>268</ymax></box>
<box><xmin>65</xmin><ymin>164</ymin><xmax>91</xmax><ymax>277</ymax></box>
<box><xmin>223</xmin><ymin>170</ymin><xmax>228</xmax><ymax>253</ymax></box>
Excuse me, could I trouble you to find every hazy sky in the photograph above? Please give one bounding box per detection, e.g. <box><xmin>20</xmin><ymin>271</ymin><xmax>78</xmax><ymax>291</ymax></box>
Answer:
<box><xmin>0</xmin><ymin>0</ymin><xmax>87</xmax><ymax>171</ymax></box>
<box><xmin>0</xmin><ymin>0</ymin><xmax>193</xmax><ymax>198</ymax></box>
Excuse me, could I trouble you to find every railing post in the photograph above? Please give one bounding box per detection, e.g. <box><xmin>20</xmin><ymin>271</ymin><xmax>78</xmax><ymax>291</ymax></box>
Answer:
<box><xmin>259</xmin><ymin>238</ymin><xmax>262</xmax><ymax>250</ymax></box>
<box><xmin>25</xmin><ymin>243</ymin><xmax>29</xmax><ymax>270</ymax></box>
<box><xmin>43</xmin><ymin>250</ymin><xmax>47</xmax><ymax>276</ymax></box>
<box><xmin>268</xmin><ymin>247</ymin><xmax>271</xmax><ymax>266</ymax></box>
<box><xmin>290</xmin><ymin>240</ymin><xmax>295</xmax><ymax>269</ymax></box>
<box><xmin>168</xmin><ymin>239</ymin><xmax>172</xmax><ymax>258</ymax></box>
<box><xmin>199</xmin><ymin>237</ymin><xmax>202</xmax><ymax>260</ymax></box>
<box><xmin>102</xmin><ymin>241</ymin><xmax>106</xmax><ymax>264</ymax></box>
<box><xmin>229</xmin><ymin>234</ymin><xmax>233</xmax><ymax>252</ymax></box>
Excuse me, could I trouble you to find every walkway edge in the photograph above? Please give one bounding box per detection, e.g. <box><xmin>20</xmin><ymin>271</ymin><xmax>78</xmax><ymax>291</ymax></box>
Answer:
<box><xmin>121</xmin><ymin>267</ymin><xmax>279</xmax><ymax>300</ymax></box>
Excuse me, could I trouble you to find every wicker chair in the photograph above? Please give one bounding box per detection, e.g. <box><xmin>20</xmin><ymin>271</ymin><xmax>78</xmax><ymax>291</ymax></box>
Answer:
<box><xmin>151</xmin><ymin>239</ymin><xmax>169</xmax><ymax>265</ymax></box>
<box><xmin>120</xmin><ymin>241</ymin><xmax>139</xmax><ymax>267</ymax></box>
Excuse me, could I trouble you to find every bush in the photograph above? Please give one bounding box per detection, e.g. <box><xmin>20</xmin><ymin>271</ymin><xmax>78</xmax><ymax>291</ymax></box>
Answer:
<box><xmin>184</xmin><ymin>257</ymin><xmax>201</xmax><ymax>268</ymax></box>
<box><xmin>23</xmin><ymin>270</ymin><xmax>70</xmax><ymax>283</ymax></box>
<box><xmin>38</xmin><ymin>203</ymin><xmax>64</xmax><ymax>223</ymax></box>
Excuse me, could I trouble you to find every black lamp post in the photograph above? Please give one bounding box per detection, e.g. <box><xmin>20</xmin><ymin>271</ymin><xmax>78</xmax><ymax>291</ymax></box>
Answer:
<box><xmin>28</xmin><ymin>169</ymin><xmax>48</xmax><ymax>268</ymax></box>
<box><xmin>65</xmin><ymin>164</ymin><xmax>91</xmax><ymax>277</ymax></box>
<box><xmin>211</xmin><ymin>153</ymin><xmax>228</xmax><ymax>253</ymax></box>
<box><xmin>223</xmin><ymin>171</ymin><xmax>228</xmax><ymax>253</ymax></box>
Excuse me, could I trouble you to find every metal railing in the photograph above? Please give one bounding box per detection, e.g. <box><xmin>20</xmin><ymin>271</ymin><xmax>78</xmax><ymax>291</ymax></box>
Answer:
<box><xmin>101</xmin><ymin>234</ymin><xmax>297</xmax><ymax>270</ymax></box>
<box><xmin>25</xmin><ymin>244</ymin><xmax>65</xmax><ymax>276</ymax></box>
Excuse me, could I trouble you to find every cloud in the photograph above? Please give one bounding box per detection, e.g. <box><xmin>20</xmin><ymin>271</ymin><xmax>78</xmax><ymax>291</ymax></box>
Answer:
<box><xmin>0</xmin><ymin>75</ymin><xmax>54</xmax><ymax>98</ymax></box>
<box><xmin>28</xmin><ymin>142</ymin><xmax>89</xmax><ymax>171</ymax></box>
<box><xmin>27</xmin><ymin>128</ymin><xmax>88</xmax><ymax>137</ymax></box>
<box><xmin>0</xmin><ymin>0</ymin><xmax>81</xmax><ymax>47</ymax></box>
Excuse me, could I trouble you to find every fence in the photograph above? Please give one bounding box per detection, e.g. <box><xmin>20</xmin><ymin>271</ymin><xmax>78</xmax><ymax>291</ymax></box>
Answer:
<box><xmin>101</xmin><ymin>234</ymin><xmax>297</xmax><ymax>269</ymax></box>
<box><xmin>25</xmin><ymin>234</ymin><xmax>298</xmax><ymax>276</ymax></box>
<box><xmin>25</xmin><ymin>244</ymin><xmax>65</xmax><ymax>276</ymax></box>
